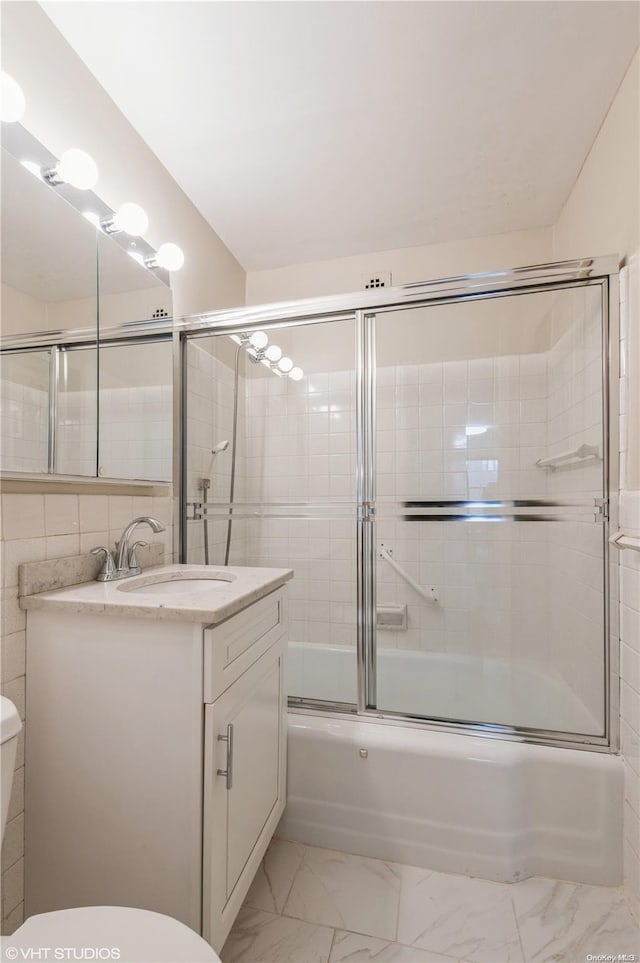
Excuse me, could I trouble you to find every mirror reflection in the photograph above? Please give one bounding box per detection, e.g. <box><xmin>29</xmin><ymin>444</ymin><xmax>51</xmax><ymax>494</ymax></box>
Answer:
<box><xmin>0</xmin><ymin>144</ymin><xmax>173</xmax><ymax>482</ymax></box>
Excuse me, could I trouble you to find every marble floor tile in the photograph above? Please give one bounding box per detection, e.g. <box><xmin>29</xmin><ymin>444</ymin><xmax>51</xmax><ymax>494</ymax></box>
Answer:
<box><xmin>512</xmin><ymin>876</ymin><xmax>640</xmax><ymax>962</ymax></box>
<box><xmin>283</xmin><ymin>845</ymin><xmax>402</xmax><ymax>941</ymax></box>
<box><xmin>221</xmin><ymin>906</ymin><xmax>334</xmax><ymax>963</ymax></box>
<box><xmin>245</xmin><ymin>838</ymin><xmax>305</xmax><ymax>915</ymax></box>
<box><xmin>329</xmin><ymin>929</ymin><xmax>458</xmax><ymax>963</ymax></box>
<box><xmin>397</xmin><ymin>866</ymin><xmax>524</xmax><ymax>963</ymax></box>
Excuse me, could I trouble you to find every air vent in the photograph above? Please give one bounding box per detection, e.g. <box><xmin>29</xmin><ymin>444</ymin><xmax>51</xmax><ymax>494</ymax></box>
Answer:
<box><xmin>364</xmin><ymin>271</ymin><xmax>392</xmax><ymax>290</ymax></box>
<box><xmin>152</xmin><ymin>307</ymin><xmax>169</xmax><ymax>319</ymax></box>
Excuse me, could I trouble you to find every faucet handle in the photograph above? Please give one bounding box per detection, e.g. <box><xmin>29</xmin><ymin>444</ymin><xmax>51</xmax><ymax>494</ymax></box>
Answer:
<box><xmin>128</xmin><ymin>540</ymin><xmax>148</xmax><ymax>576</ymax></box>
<box><xmin>91</xmin><ymin>547</ymin><xmax>117</xmax><ymax>582</ymax></box>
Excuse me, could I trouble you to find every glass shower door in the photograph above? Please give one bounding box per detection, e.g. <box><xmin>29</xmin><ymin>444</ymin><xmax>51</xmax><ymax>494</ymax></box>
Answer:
<box><xmin>369</xmin><ymin>282</ymin><xmax>609</xmax><ymax>738</ymax></box>
<box><xmin>183</xmin><ymin>316</ymin><xmax>359</xmax><ymax>706</ymax></box>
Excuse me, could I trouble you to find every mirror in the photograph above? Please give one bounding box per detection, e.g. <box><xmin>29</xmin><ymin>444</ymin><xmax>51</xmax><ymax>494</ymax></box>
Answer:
<box><xmin>0</xmin><ymin>134</ymin><xmax>173</xmax><ymax>483</ymax></box>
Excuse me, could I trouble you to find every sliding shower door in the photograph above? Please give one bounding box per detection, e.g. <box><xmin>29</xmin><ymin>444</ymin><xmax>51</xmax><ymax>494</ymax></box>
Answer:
<box><xmin>183</xmin><ymin>317</ymin><xmax>359</xmax><ymax>706</ymax></box>
<box><xmin>368</xmin><ymin>282</ymin><xmax>611</xmax><ymax>740</ymax></box>
<box><xmin>180</xmin><ymin>258</ymin><xmax>616</xmax><ymax>748</ymax></box>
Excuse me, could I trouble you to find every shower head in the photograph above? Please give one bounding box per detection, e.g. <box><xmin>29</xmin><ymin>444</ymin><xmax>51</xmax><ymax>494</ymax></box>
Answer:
<box><xmin>212</xmin><ymin>440</ymin><xmax>229</xmax><ymax>455</ymax></box>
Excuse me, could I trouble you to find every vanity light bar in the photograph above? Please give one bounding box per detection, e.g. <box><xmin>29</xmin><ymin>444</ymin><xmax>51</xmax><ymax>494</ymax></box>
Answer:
<box><xmin>3</xmin><ymin>71</ymin><xmax>184</xmax><ymax>273</ymax></box>
<box><xmin>230</xmin><ymin>332</ymin><xmax>304</xmax><ymax>381</ymax></box>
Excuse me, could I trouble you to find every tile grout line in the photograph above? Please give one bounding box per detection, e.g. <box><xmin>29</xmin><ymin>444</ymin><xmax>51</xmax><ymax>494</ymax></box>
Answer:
<box><xmin>278</xmin><ymin>842</ymin><xmax>307</xmax><ymax>917</ymax></box>
<box><xmin>510</xmin><ymin>890</ymin><xmax>528</xmax><ymax>962</ymax></box>
<box><xmin>326</xmin><ymin>927</ymin><xmax>337</xmax><ymax>963</ymax></box>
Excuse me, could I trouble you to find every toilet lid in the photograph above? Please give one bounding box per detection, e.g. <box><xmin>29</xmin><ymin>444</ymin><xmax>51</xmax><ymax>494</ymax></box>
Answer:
<box><xmin>7</xmin><ymin>906</ymin><xmax>220</xmax><ymax>963</ymax></box>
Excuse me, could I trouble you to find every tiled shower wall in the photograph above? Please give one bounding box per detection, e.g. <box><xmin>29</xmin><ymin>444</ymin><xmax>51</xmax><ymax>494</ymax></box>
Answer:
<box><xmin>545</xmin><ymin>285</ymin><xmax>607</xmax><ymax>726</ymax></box>
<box><xmin>0</xmin><ymin>383</ymin><xmax>48</xmax><ymax>473</ymax></box>
<box><xmin>186</xmin><ymin>319</ymin><xmax>605</xmax><ymax>730</ymax></box>
<box><xmin>56</xmin><ymin>386</ymin><xmax>173</xmax><ymax>480</ymax></box>
<box><xmin>0</xmin><ymin>492</ymin><xmax>173</xmax><ymax>934</ymax></box>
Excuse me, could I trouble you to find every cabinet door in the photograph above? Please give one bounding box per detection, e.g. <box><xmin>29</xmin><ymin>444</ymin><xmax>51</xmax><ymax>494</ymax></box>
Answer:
<box><xmin>203</xmin><ymin>636</ymin><xmax>286</xmax><ymax>951</ymax></box>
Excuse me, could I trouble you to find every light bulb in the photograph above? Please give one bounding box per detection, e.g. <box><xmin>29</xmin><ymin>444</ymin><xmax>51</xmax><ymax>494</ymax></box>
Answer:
<box><xmin>113</xmin><ymin>202</ymin><xmax>148</xmax><ymax>237</ymax></box>
<box><xmin>265</xmin><ymin>344</ymin><xmax>282</xmax><ymax>362</ymax></box>
<box><xmin>278</xmin><ymin>356</ymin><xmax>293</xmax><ymax>373</ymax></box>
<box><xmin>156</xmin><ymin>242</ymin><xmax>184</xmax><ymax>271</ymax></box>
<box><xmin>249</xmin><ymin>331</ymin><xmax>269</xmax><ymax>351</ymax></box>
<box><xmin>57</xmin><ymin>149</ymin><xmax>98</xmax><ymax>190</ymax></box>
<box><xmin>1</xmin><ymin>73</ymin><xmax>26</xmax><ymax>123</ymax></box>
<box><xmin>289</xmin><ymin>367</ymin><xmax>304</xmax><ymax>381</ymax></box>
<box><xmin>83</xmin><ymin>211</ymin><xmax>101</xmax><ymax>229</ymax></box>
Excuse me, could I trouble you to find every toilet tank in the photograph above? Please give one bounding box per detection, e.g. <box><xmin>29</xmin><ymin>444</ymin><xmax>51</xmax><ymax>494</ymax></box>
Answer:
<box><xmin>1</xmin><ymin>696</ymin><xmax>22</xmax><ymax>841</ymax></box>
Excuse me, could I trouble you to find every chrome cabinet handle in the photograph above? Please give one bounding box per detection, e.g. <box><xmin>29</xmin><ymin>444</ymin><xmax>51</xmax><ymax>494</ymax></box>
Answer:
<box><xmin>217</xmin><ymin>723</ymin><xmax>233</xmax><ymax>790</ymax></box>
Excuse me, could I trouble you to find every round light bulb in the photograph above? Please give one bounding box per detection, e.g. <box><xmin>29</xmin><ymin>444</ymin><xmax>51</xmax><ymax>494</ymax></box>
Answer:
<box><xmin>265</xmin><ymin>344</ymin><xmax>282</xmax><ymax>363</ymax></box>
<box><xmin>156</xmin><ymin>242</ymin><xmax>185</xmax><ymax>271</ymax></box>
<box><xmin>289</xmin><ymin>366</ymin><xmax>304</xmax><ymax>381</ymax></box>
<box><xmin>113</xmin><ymin>202</ymin><xmax>148</xmax><ymax>237</ymax></box>
<box><xmin>249</xmin><ymin>331</ymin><xmax>269</xmax><ymax>351</ymax></box>
<box><xmin>1</xmin><ymin>72</ymin><xmax>26</xmax><ymax>123</ymax></box>
<box><xmin>57</xmin><ymin>149</ymin><xmax>98</xmax><ymax>190</ymax></box>
<box><xmin>278</xmin><ymin>356</ymin><xmax>293</xmax><ymax>373</ymax></box>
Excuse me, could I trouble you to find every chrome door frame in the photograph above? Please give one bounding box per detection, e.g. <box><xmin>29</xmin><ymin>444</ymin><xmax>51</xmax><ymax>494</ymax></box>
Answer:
<box><xmin>174</xmin><ymin>257</ymin><xmax>620</xmax><ymax>752</ymax></box>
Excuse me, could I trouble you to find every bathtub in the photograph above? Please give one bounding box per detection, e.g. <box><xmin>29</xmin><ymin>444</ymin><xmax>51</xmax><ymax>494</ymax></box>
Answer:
<box><xmin>287</xmin><ymin>641</ymin><xmax>602</xmax><ymax>735</ymax></box>
<box><xmin>280</xmin><ymin>646</ymin><xmax>623</xmax><ymax>887</ymax></box>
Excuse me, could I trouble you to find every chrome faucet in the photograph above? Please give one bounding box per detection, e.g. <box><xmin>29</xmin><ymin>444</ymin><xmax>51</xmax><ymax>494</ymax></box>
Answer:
<box><xmin>91</xmin><ymin>516</ymin><xmax>166</xmax><ymax>582</ymax></box>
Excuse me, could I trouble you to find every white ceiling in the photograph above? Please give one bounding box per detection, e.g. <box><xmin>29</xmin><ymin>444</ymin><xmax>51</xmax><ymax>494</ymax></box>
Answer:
<box><xmin>42</xmin><ymin>1</ymin><xmax>639</xmax><ymax>272</ymax></box>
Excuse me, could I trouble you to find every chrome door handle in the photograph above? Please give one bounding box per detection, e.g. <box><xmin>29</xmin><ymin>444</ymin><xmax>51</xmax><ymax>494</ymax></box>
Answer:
<box><xmin>217</xmin><ymin>723</ymin><xmax>233</xmax><ymax>790</ymax></box>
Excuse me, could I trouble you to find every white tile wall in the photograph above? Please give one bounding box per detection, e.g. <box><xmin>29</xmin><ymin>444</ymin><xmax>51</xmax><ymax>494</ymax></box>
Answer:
<box><xmin>56</xmin><ymin>386</ymin><xmax>172</xmax><ymax>481</ymax></box>
<box><xmin>0</xmin><ymin>491</ymin><xmax>174</xmax><ymax>934</ymax></box>
<box><xmin>0</xmin><ymin>382</ymin><xmax>48</xmax><ymax>473</ymax></box>
<box><xmin>184</xmin><ymin>314</ymin><xmax>607</xmax><ymax>735</ymax></box>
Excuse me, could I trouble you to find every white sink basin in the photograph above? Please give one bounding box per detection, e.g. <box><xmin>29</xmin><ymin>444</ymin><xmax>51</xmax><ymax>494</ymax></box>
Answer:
<box><xmin>118</xmin><ymin>570</ymin><xmax>235</xmax><ymax>596</ymax></box>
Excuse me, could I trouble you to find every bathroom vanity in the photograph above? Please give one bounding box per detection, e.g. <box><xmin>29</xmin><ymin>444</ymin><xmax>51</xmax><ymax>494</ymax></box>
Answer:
<box><xmin>21</xmin><ymin>565</ymin><xmax>292</xmax><ymax>952</ymax></box>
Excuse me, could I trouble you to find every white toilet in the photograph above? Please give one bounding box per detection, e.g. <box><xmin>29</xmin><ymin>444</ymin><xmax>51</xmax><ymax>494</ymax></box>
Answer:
<box><xmin>0</xmin><ymin>696</ymin><xmax>219</xmax><ymax>962</ymax></box>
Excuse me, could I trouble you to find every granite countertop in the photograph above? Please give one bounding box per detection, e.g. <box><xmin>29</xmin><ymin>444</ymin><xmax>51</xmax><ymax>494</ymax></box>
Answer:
<box><xmin>20</xmin><ymin>564</ymin><xmax>293</xmax><ymax>625</ymax></box>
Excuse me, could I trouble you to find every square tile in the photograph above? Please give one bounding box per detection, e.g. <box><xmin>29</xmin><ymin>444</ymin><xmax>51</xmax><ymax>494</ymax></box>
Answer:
<box><xmin>221</xmin><ymin>906</ymin><xmax>334</xmax><ymax>963</ymax></box>
<box><xmin>512</xmin><ymin>876</ymin><xmax>640</xmax><ymax>962</ymax></box>
<box><xmin>284</xmin><ymin>846</ymin><xmax>401</xmax><ymax>941</ymax></box>
<box><xmin>245</xmin><ymin>838</ymin><xmax>305</xmax><ymax>915</ymax></box>
<box><xmin>397</xmin><ymin>867</ymin><xmax>523</xmax><ymax>963</ymax></box>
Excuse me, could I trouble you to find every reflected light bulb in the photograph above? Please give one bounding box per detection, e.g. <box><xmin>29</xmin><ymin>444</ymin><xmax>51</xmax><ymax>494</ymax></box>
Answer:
<box><xmin>1</xmin><ymin>72</ymin><xmax>26</xmax><ymax>123</ymax></box>
<box><xmin>265</xmin><ymin>344</ymin><xmax>282</xmax><ymax>363</ymax></box>
<box><xmin>113</xmin><ymin>202</ymin><xmax>148</xmax><ymax>236</ymax></box>
<box><xmin>156</xmin><ymin>242</ymin><xmax>184</xmax><ymax>271</ymax></box>
<box><xmin>57</xmin><ymin>148</ymin><xmax>98</xmax><ymax>190</ymax></box>
<box><xmin>289</xmin><ymin>367</ymin><xmax>304</xmax><ymax>381</ymax></box>
<box><xmin>249</xmin><ymin>331</ymin><xmax>269</xmax><ymax>351</ymax></box>
<box><xmin>278</xmin><ymin>356</ymin><xmax>293</xmax><ymax>373</ymax></box>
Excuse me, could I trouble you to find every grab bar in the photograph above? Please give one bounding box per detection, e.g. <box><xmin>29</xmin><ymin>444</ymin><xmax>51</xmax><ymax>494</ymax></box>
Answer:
<box><xmin>536</xmin><ymin>444</ymin><xmax>601</xmax><ymax>471</ymax></box>
<box><xmin>378</xmin><ymin>545</ymin><xmax>439</xmax><ymax>602</ymax></box>
<box><xmin>610</xmin><ymin>532</ymin><xmax>640</xmax><ymax>553</ymax></box>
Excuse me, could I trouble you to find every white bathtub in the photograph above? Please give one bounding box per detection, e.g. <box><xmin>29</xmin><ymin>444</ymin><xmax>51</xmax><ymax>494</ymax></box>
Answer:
<box><xmin>280</xmin><ymin>647</ymin><xmax>623</xmax><ymax>886</ymax></box>
<box><xmin>287</xmin><ymin>641</ymin><xmax>601</xmax><ymax>734</ymax></box>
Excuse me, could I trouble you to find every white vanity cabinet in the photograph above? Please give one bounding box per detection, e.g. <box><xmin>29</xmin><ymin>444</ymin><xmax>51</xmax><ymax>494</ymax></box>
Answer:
<box><xmin>24</xmin><ymin>577</ymin><xmax>289</xmax><ymax>954</ymax></box>
<box><xmin>203</xmin><ymin>590</ymin><xmax>287</xmax><ymax>949</ymax></box>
